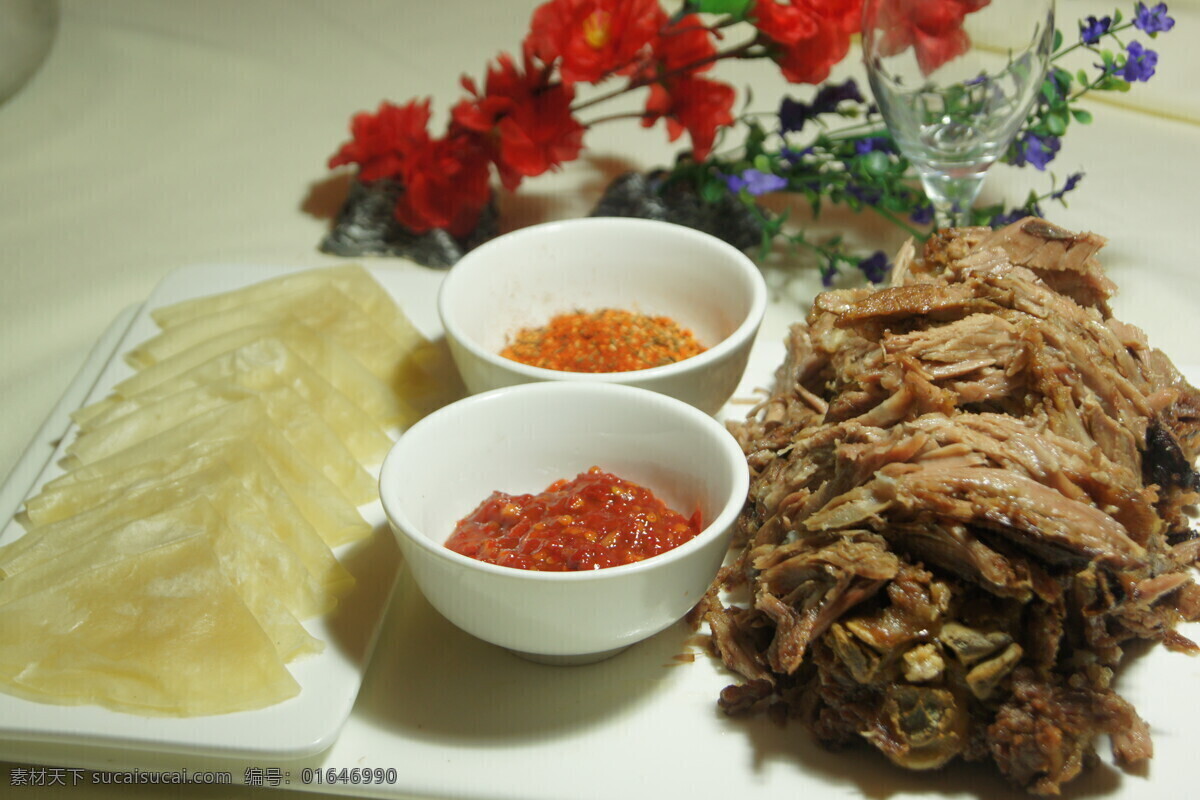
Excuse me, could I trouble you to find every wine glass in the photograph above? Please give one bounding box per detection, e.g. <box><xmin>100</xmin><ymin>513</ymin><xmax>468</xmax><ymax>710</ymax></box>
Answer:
<box><xmin>861</xmin><ymin>0</ymin><xmax>1056</xmax><ymax>228</ymax></box>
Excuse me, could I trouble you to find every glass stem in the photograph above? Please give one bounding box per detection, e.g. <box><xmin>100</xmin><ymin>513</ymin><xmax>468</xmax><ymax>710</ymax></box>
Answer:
<box><xmin>916</xmin><ymin>167</ymin><xmax>987</xmax><ymax>229</ymax></box>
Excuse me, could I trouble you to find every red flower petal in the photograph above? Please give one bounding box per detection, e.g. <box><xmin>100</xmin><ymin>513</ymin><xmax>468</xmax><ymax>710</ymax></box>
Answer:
<box><xmin>751</xmin><ymin>0</ymin><xmax>819</xmax><ymax>46</ymax></box>
<box><xmin>653</xmin><ymin>13</ymin><xmax>718</xmax><ymax>75</ymax></box>
<box><xmin>451</xmin><ymin>50</ymin><xmax>585</xmax><ymax>191</ymax></box>
<box><xmin>869</xmin><ymin>0</ymin><xmax>988</xmax><ymax>76</ymax></box>
<box><xmin>327</xmin><ymin>99</ymin><xmax>433</xmax><ymax>179</ymax></box>
<box><xmin>496</xmin><ymin>87</ymin><xmax>586</xmax><ymax>186</ymax></box>
<box><xmin>643</xmin><ymin>75</ymin><xmax>735</xmax><ymax>161</ymax></box>
<box><xmin>913</xmin><ymin>25</ymin><xmax>970</xmax><ymax>75</ymax></box>
<box><xmin>395</xmin><ymin>134</ymin><xmax>492</xmax><ymax>237</ymax></box>
<box><xmin>773</xmin><ymin>14</ymin><xmax>853</xmax><ymax>84</ymax></box>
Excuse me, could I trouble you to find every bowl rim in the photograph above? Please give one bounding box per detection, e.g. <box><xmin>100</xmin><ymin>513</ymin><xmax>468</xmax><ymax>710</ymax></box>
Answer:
<box><xmin>436</xmin><ymin>218</ymin><xmax>768</xmax><ymax>381</ymax></box>
<box><xmin>379</xmin><ymin>381</ymin><xmax>750</xmax><ymax>583</ymax></box>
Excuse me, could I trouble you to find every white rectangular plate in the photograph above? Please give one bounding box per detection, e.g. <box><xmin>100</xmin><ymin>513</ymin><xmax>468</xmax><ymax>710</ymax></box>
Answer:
<box><xmin>0</xmin><ymin>262</ymin><xmax>448</xmax><ymax>761</ymax></box>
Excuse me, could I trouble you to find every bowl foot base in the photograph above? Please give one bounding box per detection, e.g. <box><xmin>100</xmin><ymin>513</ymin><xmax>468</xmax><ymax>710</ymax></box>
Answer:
<box><xmin>504</xmin><ymin>644</ymin><xmax>631</xmax><ymax>666</ymax></box>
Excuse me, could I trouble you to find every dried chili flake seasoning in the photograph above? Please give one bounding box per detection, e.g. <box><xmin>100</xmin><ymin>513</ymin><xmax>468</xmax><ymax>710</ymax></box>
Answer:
<box><xmin>500</xmin><ymin>308</ymin><xmax>706</xmax><ymax>373</ymax></box>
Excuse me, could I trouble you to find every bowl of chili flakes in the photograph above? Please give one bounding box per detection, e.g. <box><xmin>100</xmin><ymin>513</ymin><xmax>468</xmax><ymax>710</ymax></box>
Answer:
<box><xmin>379</xmin><ymin>380</ymin><xmax>749</xmax><ymax>664</ymax></box>
<box><xmin>437</xmin><ymin>217</ymin><xmax>767</xmax><ymax>416</ymax></box>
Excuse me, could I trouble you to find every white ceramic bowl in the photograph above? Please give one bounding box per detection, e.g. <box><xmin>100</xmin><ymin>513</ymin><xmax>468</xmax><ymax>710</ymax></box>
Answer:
<box><xmin>437</xmin><ymin>217</ymin><xmax>767</xmax><ymax>416</ymax></box>
<box><xmin>378</xmin><ymin>381</ymin><xmax>749</xmax><ymax>664</ymax></box>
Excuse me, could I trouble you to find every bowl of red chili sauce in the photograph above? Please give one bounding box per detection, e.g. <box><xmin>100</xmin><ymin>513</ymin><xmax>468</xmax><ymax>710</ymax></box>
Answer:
<box><xmin>378</xmin><ymin>381</ymin><xmax>749</xmax><ymax>664</ymax></box>
<box><xmin>437</xmin><ymin>217</ymin><xmax>767</xmax><ymax>416</ymax></box>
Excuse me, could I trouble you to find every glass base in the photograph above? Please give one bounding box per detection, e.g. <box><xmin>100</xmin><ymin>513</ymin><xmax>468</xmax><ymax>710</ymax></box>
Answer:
<box><xmin>917</xmin><ymin>167</ymin><xmax>988</xmax><ymax>229</ymax></box>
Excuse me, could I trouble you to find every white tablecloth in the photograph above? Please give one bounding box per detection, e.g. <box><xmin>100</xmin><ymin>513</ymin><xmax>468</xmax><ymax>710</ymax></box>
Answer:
<box><xmin>2</xmin><ymin>2</ymin><xmax>1199</xmax><ymax>799</ymax></box>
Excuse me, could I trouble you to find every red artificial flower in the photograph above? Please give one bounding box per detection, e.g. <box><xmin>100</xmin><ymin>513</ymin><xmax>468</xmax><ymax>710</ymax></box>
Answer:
<box><xmin>773</xmin><ymin>16</ymin><xmax>854</xmax><ymax>84</ymax></box>
<box><xmin>634</xmin><ymin>14</ymin><xmax>730</xmax><ymax>160</ymax></box>
<box><xmin>642</xmin><ymin>75</ymin><xmax>735</xmax><ymax>161</ymax></box>
<box><xmin>648</xmin><ymin>13</ymin><xmax>718</xmax><ymax>76</ymax></box>
<box><xmin>871</xmin><ymin>0</ymin><xmax>990</xmax><ymax>75</ymax></box>
<box><xmin>328</xmin><ymin>99</ymin><xmax>433</xmax><ymax>182</ymax></box>
<box><xmin>750</xmin><ymin>0</ymin><xmax>819</xmax><ymax>46</ymax></box>
<box><xmin>817</xmin><ymin>0</ymin><xmax>866</xmax><ymax>35</ymax></box>
<box><xmin>452</xmin><ymin>51</ymin><xmax>586</xmax><ymax>190</ymax></box>
<box><xmin>753</xmin><ymin>0</ymin><xmax>863</xmax><ymax>85</ymax></box>
<box><xmin>328</xmin><ymin>99</ymin><xmax>494</xmax><ymax>236</ymax></box>
<box><xmin>394</xmin><ymin>132</ymin><xmax>493</xmax><ymax>237</ymax></box>
<box><xmin>525</xmin><ymin>0</ymin><xmax>666</xmax><ymax>85</ymax></box>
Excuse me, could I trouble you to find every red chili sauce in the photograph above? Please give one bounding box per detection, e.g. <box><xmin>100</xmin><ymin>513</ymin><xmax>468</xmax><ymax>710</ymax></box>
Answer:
<box><xmin>445</xmin><ymin>467</ymin><xmax>702</xmax><ymax>571</ymax></box>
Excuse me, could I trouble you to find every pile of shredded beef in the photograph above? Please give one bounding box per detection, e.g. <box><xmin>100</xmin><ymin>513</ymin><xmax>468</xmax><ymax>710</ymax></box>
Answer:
<box><xmin>702</xmin><ymin>219</ymin><xmax>1200</xmax><ymax>795</ymax></box>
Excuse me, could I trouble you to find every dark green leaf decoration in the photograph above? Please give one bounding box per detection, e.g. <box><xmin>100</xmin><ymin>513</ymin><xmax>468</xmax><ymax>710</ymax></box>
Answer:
<box><xmin>699</xmin><ymin>176</ymin><xmax>728</xmax><ymax>204</ymax></box>
<box><xmin>693</xmin><ymin>0</ymin><xmax>752</xmax><ymax>17</ymax></box>
<box><xmin>1045</xmin><ymin>111</ymin><xmax>1068</xmax><ymax>135</ymax></box>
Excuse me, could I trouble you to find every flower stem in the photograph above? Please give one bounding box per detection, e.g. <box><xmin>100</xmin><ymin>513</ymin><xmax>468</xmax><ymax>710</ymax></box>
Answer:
<box><xmin>571</xmin><ymin>40</ymin><xmax>759</xmax><ymax>113</ymax></box>
<box><xmin>582</xmin><ymin>110</ymin><xmax>653</xmax><ymax>126</ymax></box>
<box><xmin>1051</xmin><ymin>21</ymin><xmax>1138</xmax><ymax>62</ymax></box>
<box><xmin>870</xmin><ymin>204</ymin><xmax>927</xmax><ymax>241</ymax></box>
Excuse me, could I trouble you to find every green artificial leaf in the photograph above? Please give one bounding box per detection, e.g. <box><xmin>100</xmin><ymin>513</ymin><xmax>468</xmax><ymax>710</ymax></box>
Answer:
<box><xmin>1070</xmin><ymin>108</ymin><xmax>1094</xmax><ymax>124</ymax></box>
<box><xmin>1045</xmin><ymin>111</ymin><xmax>1068</xmax><ymax>136</ymax></box>
<box><xmin>1040</xmin><ymin>79</ymin><xmax>1059</xmax><ymax>103</ymax></box>
<box><xmin>700</xmin><ymin>178</ymin><xmax>728</xmax><ymax>204</ymax></box>
<box><xmin>1026</xmin><ymin>118</ymin><xmax>1051</xmax><ymax>138</ymax></box>
<box><xmin>1052</xmin><ymin>29</ymin><xmax>1064</xmax><ymax>52</ymax></box>
<box><xmin>743</xmin><ymin>120</ymin><xmax>768</xmax><ymax>156</ymax></box>
<box><xmin>1052</xmin><ymin>67</ymin><xmax>1073</xmax><ymax>92</ymax></box>
<box><xmin>694</xmin><ymin>0</ymin><xmax>752</xmax><ymax>17</ymax></box>
<box><xmin>1076</xmin><ymin>69</ymin><xmax>1090</xmax><ymax>87</ymax></box>
<box><xmin>1113</xmin><ymin>9</ymin><xmax>1124</xmax><ymax>25</ymax></box>
<box><xmin>1096</xmin><ymin>75</ymin><xmax>1131</xmax><ymax>92</ymax></box>
<box><xmin>760</xmin><ymin>215</ymin><xmax>784</xmax><ymax>240</ymax></box>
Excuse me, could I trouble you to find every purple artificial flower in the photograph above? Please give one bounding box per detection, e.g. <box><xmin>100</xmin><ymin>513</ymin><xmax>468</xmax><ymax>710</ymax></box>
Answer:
<box><xmin>990</xmin><ymin>209</ymin><xmax>1026</xmax><ymax>227</ymax></box>
<box><xmin>991</xmin><ymin>203</ymin><xmax>1044</xmax><ymax>228</ymax></box>
<box><xmin>1080</xmin><ymin>15</ymin><xmax>1112</xmax><ymax>45</ymax></box>
<box><xmin>781</xmin><ymin>146</ymin><xmax>814</xmax><ymax>164</ymax></box>
<box><xmin>1051</xmin><ymin>172</ymin><xmax>1084</xmax><ymax>201</ymax></box>
<box><xmin>854</xmin><ymin>136</ymin><xmax>897</xmax><ymax>155</ymax></box>
<box><xmin>1121</xmin><ymin>41</ymin><xmax>1159</xmax><ymax>82</ymax></box>
<box><xmin>778</xmin><ymin>97</ymin><xmax>812</xmax><ymax>134</ymax></box>
<box><xmin>1134</xmin><ymin>2</ymin><xmax>1175</xmax><ymax>34</ymax></box>
<box><xmin>778</xmin><ymin>79</ymin><xmax>864</xmax><ymax>133</ymax></box>
<box><xmin>858</xmin><ymin>251</ymin><xmax>890</xmax><ymax>283</ymax></box>
<box><xmin>724</xmin><ymin>168</ymin><xmax>788</xmax><ymax>197</ymax></box>
<box><xmin>910</xmin><ymin>204</ymin><xmax>934</xmax><ymax>226</ymax></box>
<box><xmin>845</xmin><ymin>182</ymin><xmax>882</xmax><ymax>206</ymax></box>
<box><xmin>1012</xmin><ymin>132</ymin><xmax>1061</xmax><ymax>170</ymax></box>
<box><xmin>810</xmin><ymin>80</ymin><xmax>865</xmax><ymax>114</ymax></box>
